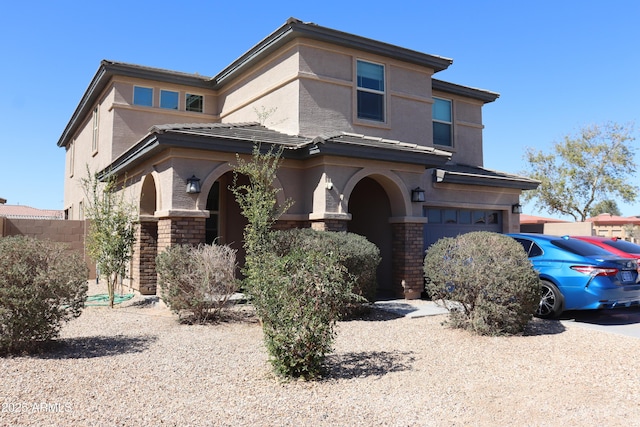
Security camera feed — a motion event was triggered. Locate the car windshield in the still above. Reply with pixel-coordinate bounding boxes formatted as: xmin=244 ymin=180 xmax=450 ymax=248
xmin=602 ymin=239 xmax=640 ymax=254
xmin=552 ymin=238 xmax=618 ymax=257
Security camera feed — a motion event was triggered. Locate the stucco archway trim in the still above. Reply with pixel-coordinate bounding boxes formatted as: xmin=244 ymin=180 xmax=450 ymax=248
xmin=343 ymin=168 xmax=411 ymax=217
xmin=195 ymin=163 xmax=287 ymax=210
xmin=139 ymin=172 xmax=161 ymax=216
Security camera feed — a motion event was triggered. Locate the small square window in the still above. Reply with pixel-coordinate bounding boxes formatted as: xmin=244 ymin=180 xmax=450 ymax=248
xmin=133 ymin=86 xmax=153 ymax=107
xmin=186 ymin=94 xmax=203 ymax=113
xmin=160 ymin=90 xmax=179 ymax=110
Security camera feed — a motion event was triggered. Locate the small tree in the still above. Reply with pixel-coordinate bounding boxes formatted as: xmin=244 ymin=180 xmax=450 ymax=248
xmin=230 ymin=144 xmax=293 ymax=299
xmin=231 ymin=144 xmax=357 ymax=379
xmin=82 ymin=167 xmax=137 ymax=308
xmin=523 ymin=122 xmax=638 ymax=221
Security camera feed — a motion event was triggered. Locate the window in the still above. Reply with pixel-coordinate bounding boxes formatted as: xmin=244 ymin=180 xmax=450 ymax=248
xmin=133 ymin=86 xmax=153 ymax=107
xmin=68 ymin=141 xmax=75 ymax=177
xmin=433 ymin=97 xmax=452 ymax=146
xmin=91 ymin=107 xmax=99 ymax=153
xmin=356 ymin=60 xmax=385 ymax=122
xmin=186 ymin=93 xmax=203 ymax=113
xmin=426 ymin=208 xmax=502 ymax=226
xmin=160 ymin=90 xmax=179 ymax=110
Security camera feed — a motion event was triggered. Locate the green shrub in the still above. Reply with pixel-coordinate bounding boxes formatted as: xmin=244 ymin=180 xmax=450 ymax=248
xmin=256 ymin=248 xmax=356 ymax=379
xmin=423 ymin=231 xmax=541 ymax=336
xmin=269 ymin=228 xmax=380 ymax=311
xmin=156 ymin=244 xmax=238 ymax=324
xmin=0 ymin=236 xmax=88 ymax=355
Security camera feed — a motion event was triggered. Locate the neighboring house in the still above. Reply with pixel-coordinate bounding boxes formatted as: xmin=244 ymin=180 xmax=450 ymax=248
xmin=519 ymin=214 xmax=570 ymax=234
xmin=57 ymin=18 xmax=538 ymax=299
xmin=587 ymin=213 xmax=640 ymax=243
xmin=0 ymin=204 xmax=64 ymax=220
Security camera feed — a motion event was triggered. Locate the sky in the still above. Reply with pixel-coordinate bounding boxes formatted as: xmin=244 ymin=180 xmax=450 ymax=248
xmin=1 ymin=0 xmax=639 ymax=218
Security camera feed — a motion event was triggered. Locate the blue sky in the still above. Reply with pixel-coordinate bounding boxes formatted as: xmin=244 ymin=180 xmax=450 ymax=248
xmin=1 ymin=0 xmax=639 ymax=218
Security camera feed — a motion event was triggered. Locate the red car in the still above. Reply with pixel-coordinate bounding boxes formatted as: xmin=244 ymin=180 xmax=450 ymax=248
xmin=572 ymin=236 xmax=640 ymax=259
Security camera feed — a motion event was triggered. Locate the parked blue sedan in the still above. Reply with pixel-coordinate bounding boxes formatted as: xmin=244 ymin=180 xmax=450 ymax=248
xmin=508 ymin=233 xmax=640 ymax=318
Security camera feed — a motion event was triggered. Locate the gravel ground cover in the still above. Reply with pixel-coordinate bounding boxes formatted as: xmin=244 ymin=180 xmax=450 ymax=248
xmin=2 ymin=283 xmax=640 ymax=426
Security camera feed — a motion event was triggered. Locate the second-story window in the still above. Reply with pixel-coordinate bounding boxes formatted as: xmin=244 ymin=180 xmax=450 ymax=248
xmin=160 ymin=90 xmax=179 ymax=110
xmin=133 ymin=86 xmax=153 ymax=107
xmin=91 ymin=106 xmax=99 ymax=153
xmin=433 ymin=97 xmax=452 ymax=146
xmin=356 ymin=60 xmax=385 ymax=122
xmin=186 ymin=93 xmax=203 ymax=113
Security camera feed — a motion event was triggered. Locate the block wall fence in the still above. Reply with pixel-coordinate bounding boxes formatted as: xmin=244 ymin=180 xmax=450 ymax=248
xmin=0 ymin=217 xmax=96 ymax=279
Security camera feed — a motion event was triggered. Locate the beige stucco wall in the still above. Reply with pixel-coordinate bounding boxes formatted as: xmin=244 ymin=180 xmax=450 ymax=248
xmin=544 ymin=222 xmax=593 ymax=236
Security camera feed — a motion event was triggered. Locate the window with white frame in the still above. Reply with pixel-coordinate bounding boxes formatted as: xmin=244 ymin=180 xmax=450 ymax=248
xmin=91 ymin=106 xmax=99 ymax=153
xmin=133 ymin=86 xmax=153 ymax=107
xmin=356 ymin=60 xmax=385 ymax=122
xmin=68 ymin=141 xmax=75 ymax=177
xmin=160 ymin=90 xmax=179 ymax=110
xmin=186 ymin=93 xmax=203 ymax=113
xmin=433 ymin=97 xmax=452 ymax=146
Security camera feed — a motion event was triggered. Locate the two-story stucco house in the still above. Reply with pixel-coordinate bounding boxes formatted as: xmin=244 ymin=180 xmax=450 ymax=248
xmin=57 ymin=18 xmax=538 ymax=299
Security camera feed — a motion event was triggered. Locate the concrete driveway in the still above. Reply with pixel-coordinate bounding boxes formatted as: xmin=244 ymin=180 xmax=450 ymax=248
xmin=559 ymin=307 xmax=640 ymax=339
xmin=375 ymin=300 xmax=640 ymax=339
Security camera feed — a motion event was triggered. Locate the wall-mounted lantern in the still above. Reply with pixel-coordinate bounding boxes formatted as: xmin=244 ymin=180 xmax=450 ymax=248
xmin=186 ymin=175 xmax=201 ymax=194
xmin=512 ymin=203 xmax=523 ymax=214
xmin=411 ymin=187 xmax=425 ymax=203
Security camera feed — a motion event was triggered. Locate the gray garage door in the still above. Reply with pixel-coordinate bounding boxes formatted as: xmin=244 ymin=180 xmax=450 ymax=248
xmin=423 ymin=207 xmax=503 ymax=253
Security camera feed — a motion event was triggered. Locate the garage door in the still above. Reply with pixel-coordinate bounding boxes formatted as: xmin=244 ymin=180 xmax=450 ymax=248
xmin=423 ymin=207 xmax=503 ymax=252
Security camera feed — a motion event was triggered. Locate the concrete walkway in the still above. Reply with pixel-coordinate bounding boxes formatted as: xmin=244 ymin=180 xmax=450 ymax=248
xmin=374 ymin=299 xmax=450 ymax=318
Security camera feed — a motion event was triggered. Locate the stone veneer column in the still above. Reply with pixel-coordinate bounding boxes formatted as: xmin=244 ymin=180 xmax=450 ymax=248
xmin=157 ymin=216 xmax=206 ymax=254
xmin=310 ymin=219 xmax=348 ymax=232
xmin=131 ymin=219 xmax=158 ymax=295
xmin=391 ymin=222 xmax=425 ymax=299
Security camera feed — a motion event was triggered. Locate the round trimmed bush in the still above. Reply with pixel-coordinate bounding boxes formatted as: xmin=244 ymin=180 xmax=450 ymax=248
xmin=424 ymin=231 xmax=541 ymax=335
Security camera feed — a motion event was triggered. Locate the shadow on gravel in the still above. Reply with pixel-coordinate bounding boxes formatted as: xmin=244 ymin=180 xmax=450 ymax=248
xmin=36 ymin=334 xmax=158 ymax=359
xmin=342 ymin=307 xmax=405 ymax=322
xmin=324 ymin=350 xmax=415 ymax=380
xmin=560 ymin=307 xmax=640 ymax=326
xmin=523 ymin=318 xmax=566 ymax=336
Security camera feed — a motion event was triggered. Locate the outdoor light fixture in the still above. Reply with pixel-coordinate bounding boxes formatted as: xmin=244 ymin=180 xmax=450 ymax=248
xmin=325 ymin=177 xmax=333 ymax=190
xmin=411 ymin=187 xmax=425 ymax=203
xmin=186 ymin=175 xmax=201 ymax=194
xmin=512 ymin=203 xmax=523 ymax=214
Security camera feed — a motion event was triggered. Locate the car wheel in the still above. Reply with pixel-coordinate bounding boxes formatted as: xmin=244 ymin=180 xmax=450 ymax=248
xmin=536 ymin=280 xmax=564 ymax=319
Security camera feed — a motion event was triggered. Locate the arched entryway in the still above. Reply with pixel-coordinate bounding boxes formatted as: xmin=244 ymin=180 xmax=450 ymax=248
xmin=347 ymin=177 xmax=395 ymax=299
xmin=204 ymin=172 xmax=248 ymax=273
xmin=135 ymin=174 xmax=159 ymax=295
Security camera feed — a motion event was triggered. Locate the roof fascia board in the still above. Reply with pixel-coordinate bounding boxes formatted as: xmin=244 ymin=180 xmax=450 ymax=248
xmin=432 ymin=79 xmax=500 ymax=104
xmin=213 ymin=18 xmax=453 ymax=88
xmin=433 ymin=169 xmax=540 ymax=190
xmin=313 ymin=141 xmax=451 ymax=167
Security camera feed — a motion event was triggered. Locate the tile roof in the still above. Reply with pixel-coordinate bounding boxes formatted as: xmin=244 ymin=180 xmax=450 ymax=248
xmin=0 ymin=205 xmax=64 ymax=220
xmin=586 ymin=213 xmax=640 ymax=225
xmin=105 ymin=123 xmax=453 ymax=176
xmin=432 ymin=163 xmax=540 ymax=190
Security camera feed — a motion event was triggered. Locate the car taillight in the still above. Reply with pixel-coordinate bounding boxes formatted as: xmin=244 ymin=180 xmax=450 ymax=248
xmin=571 ymin=266 xmax=618 ymax=276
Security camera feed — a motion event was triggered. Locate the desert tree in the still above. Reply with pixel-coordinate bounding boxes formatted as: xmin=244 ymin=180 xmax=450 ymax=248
xmin=81 ymin=167 xmax=137 ymax=308
xmin=523 ymin=122 xmax=638 ymax=221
